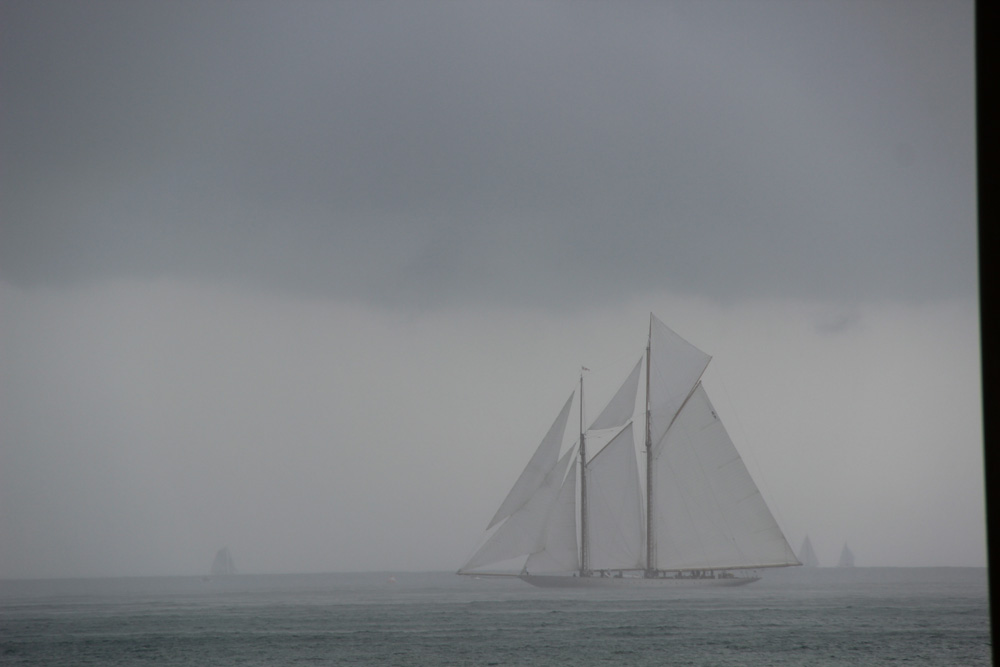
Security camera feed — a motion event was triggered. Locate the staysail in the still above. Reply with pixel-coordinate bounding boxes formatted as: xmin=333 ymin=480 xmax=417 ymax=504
xmin=461 ymin=444 xmax=575 ymax=572
xmin=524 ymin=457 xmax=580 ymax=573
xmin=589 ymin=358 xmax=642 ymax=431
xmin=487 ymin=394 xmax=574 ymax=530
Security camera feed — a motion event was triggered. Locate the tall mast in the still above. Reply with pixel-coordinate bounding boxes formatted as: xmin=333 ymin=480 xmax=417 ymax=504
xmin=579 ymin=369 xmax=590 ymax=575
xmin=645 ymin=316 xmax=655 ymax=577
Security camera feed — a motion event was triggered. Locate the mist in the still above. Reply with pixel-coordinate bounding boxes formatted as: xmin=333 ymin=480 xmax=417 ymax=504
xmin=0 ymin=0 xmax=978 ymax=577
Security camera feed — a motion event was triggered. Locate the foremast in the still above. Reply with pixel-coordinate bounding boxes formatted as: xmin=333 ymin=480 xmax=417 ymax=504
xmin=578 ymin=370 xmax=590 ymax=575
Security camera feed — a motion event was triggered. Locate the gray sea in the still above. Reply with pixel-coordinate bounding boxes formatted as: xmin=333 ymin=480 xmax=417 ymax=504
xmin=0 ymin=568 xmax=989 ymax=666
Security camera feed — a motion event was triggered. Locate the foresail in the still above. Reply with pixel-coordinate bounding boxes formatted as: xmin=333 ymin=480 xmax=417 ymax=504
xmin=524 ymin=458 xmax=580 ymax=574
xmin=461 ymin=447 xmax=574 ymax=573
xmin=488 ymin=393 xmax=574 ymax=529
xmin=589 ymin=358 xmax=642 ymax=431
xmin=651 ymin=384 xmax=799 ymax=571
xmin=586 ymin=423 xmax=645 ymax=570
xmin=648 ymin=316 xmax=711 ymax=451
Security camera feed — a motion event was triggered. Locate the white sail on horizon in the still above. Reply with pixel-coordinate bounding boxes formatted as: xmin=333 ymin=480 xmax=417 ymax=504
xmin=211 ymin=547 xmax=237 ymax=576
xmin=838 ymin=544 xmax=855 ymax=567
xmin=799 ymin=536 xmax=820 ymax=567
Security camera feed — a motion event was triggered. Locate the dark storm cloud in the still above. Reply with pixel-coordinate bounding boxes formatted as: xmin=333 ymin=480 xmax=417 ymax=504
xmin=0 ymin=1 xmax=975 ymax=308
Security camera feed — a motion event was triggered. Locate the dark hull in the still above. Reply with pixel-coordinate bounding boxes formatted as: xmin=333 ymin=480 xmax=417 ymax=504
xmin=518 ymin=574 xmax=759 ymax=588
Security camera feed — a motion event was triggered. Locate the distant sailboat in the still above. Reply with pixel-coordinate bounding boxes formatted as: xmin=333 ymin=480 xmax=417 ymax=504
xmin=458 ymin=314 xmax=801 ymax=588
xmin=211 ymin=547 xmax=238 ymax=575
xmin=798 ymin=536 xmax=819 ymax=568
xmin=837 ymin=543 xmax=855 ymax=568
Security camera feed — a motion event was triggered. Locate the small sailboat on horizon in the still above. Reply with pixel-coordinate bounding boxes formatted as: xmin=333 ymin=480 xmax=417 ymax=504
xmin=211 ymin=547 xmax=238 ymax=576
xmin=838 ymin=543 xmax=855 ymax=568
xmin=458 ymin=314 xmax=801 ymax=588
xmin=798 ymin=536 xmax=820 ymax=568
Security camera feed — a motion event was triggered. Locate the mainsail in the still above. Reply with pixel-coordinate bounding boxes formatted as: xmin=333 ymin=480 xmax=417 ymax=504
xmin=650 ymin=383 xmax=799 ymax=570
xmin=458 ymin=314 xmax=800 ymax=581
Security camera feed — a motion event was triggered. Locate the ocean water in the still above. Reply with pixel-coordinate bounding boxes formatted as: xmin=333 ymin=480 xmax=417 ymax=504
xmin=0 ymin=568 xmax=989 ymax=666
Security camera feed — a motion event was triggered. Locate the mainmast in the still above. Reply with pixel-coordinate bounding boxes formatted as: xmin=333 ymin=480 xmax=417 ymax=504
xmin=644 ymin=316 xmax=655 ymax=577
xmin=578 ymin=369 xmax=590 ymax=575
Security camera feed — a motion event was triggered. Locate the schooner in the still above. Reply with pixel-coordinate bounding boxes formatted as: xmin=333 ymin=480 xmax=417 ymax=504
xmin=458 ymin=314 xmax=800 ymax=587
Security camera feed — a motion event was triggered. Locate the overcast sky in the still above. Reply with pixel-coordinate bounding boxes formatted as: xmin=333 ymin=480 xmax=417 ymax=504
xmin=0 ymin=0 xmax=979 ymax=578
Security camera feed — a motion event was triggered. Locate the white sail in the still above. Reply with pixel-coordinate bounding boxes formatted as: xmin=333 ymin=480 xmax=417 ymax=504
xmin=487 ymin=393 xmax=574 ymax=529
xmin=460 ymin=446 xmax=574 ymax=572
xmin=586 ymin=423 xmax=645 ymax=570
xmin=589 ymin=358 xmax=642 ymax=431
xmin=648 ymin=316 xmax=711 ymax=452
xmin=211 ymin=547 xmax=237 ymax=575
xmin=525 ymin=458 xmax=580 ymax=574
xmin=798 ymin=536 xmax=819 ymax=567
xmin=460 ymin=313 xmax=800 ymax=586
xmin=838 ymin=544 xmax=855 ymax=567
xmin=651 ymin=384 xmax=800 ymax=571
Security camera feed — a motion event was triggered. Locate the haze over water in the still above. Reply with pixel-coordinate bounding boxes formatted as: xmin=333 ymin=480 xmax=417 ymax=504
xmin=0 ymin=0 xmax=979 ymax=584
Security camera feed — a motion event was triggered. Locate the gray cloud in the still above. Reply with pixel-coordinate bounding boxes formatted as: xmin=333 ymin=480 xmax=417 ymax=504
xmin=0 ymin=1 xmax=975 ymax=309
